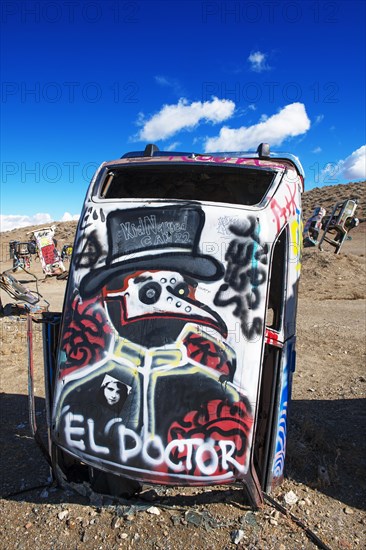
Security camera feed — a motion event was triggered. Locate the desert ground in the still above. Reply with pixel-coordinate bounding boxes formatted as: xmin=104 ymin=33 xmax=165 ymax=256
xmin=0 ymin=182 xmax=365 ymax=549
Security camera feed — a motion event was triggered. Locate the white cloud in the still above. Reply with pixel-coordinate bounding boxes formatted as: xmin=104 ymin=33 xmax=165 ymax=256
xmin=165 ymin=141 xmax=181 ymax=151
xmin=155 ymin=76 xmax=173 ymax=87
xmin=314 ymin=114 xmax=324 ymax=125
xmin=312 ymin=146 xmax=322 ymax=153
xmin=60 ymin=212 xmax=80 ymax=222
xmin=154 ymin=75 xmax=183 ymax=95
xmin=0 ymin=212 xmax=80 ymax=232
xmin=248 ymin=51 xmax=270 ymax=72
xmin=0 ymin=213 xmax=53 ymax=232
xmin=323 ymin=145 xmax=366 ymax=181
xmin=340 ymin=145 xmax=366 ymax=179
xmin=204 ymin=102 xmax=311 ymax=152
xmin=135 ymin=97 xmax=235 ymax=141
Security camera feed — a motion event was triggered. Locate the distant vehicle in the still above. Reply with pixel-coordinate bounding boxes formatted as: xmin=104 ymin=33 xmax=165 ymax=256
xmin=9 ymin=240 xmax=32 ymax=271
xmin=303 ymin=206 xmax=326 ymax=247
xmin=319 ymin=199 xmax=359 ymax=254
xmin=30 ymin=143 xmax=304 ymax=507
xmin=60 ymin=244 xmax=73 ymax=262
xmin=28 ymin=226 xmax=66 ymax=276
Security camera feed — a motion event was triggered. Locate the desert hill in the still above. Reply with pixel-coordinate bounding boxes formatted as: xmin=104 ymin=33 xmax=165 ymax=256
xmin=1 ymin=181 xmax=365 ymax=252
xmin=301 ymin=181 xmax=365 ymax=221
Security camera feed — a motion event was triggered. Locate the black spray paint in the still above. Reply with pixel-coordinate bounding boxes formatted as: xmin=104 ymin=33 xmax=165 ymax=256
xmin=214 ymin=217 xmax=268 ymax=341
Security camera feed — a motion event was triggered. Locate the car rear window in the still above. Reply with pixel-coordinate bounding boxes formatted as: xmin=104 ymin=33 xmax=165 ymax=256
xmin=99 ymin=164 xmax=276 ymax=206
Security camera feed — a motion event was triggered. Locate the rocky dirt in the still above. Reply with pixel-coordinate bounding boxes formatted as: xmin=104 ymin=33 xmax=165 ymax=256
xmin=301 ymin=181 xmax=365 ymax=222
xmin=0 ymin=182 xmax=365 ymax=549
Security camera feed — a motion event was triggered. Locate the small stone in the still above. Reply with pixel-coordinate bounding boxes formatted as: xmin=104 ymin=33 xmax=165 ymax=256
xmin=284 ymin=490 xmax=298 ymax=505
xmin=24 ymin=523 xmax=32 ymax=529
xmin=146 ymin=506 xmax=161 ymax=516
xmin=339 ymin=539 xmax=353 ymax=549
xmin=111 ymin=517 xmax=122 ymax=529
xmin=244 ymin=511 xmax=258 ymax=527
xmin=75 ymin=516 xmax=83 ymax=523
xmin=185 ymin=510 xmax=203 ymax=526
xmin=120 ymin=533 xmax=128 ymax=539
xmin=66 ymin=519 xmax=76 ymax=530
xmin=170 ymin=515 xmax=181 ymax=526
xmin=344 ymin=507 xmax=354 ymax=515
xmin=231 ymin=529 xmax=245 ymax=544
xmin=58 ymin=510 xmax=68 ymax=520
xmin=269 ymin=518 xmax=278 ymax=526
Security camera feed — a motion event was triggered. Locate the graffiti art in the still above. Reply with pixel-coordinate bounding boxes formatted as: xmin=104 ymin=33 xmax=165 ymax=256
xmin=39 ymin=143 xmax=304 ymax=505
xmin=31 ymin=226 xmax=66 ymax=276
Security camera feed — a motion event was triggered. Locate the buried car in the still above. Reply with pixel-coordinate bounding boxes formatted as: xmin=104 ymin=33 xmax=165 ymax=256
xmin=31 ymin=143 xmax=304 ymax=507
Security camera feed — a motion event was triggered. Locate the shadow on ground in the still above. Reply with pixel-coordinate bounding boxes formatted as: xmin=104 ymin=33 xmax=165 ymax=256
xmin=0 ymin=393 xmax=53 ymax=499
xmin=1 ymin=393 xmax=365 ymax=511
xmin=286 ymin=398 xmax=366 ymax=510
xmin=0 ymin=393 xmax=252 ymax=510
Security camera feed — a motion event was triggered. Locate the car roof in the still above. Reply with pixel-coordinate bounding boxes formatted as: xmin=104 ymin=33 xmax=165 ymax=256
xmin=114 ymin=142 xmax=305 ymax=179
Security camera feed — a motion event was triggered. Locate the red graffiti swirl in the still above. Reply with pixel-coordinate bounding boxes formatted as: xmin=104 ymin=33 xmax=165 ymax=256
xmin=61 ymin=294 xmax=112 ymax=375
xmin=183 ymin=332 xmax=236 ymax=380
xmin=162 ymin=398 xmax=253 ymax=477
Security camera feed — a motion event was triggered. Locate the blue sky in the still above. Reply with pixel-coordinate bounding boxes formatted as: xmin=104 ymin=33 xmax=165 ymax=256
xmin=1 ymin=0 xmax=365 ymax=230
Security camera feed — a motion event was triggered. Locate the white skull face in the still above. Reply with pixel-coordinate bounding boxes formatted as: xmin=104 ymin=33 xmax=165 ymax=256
xmin=105 ymin=270 xmax=226 ymax=336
